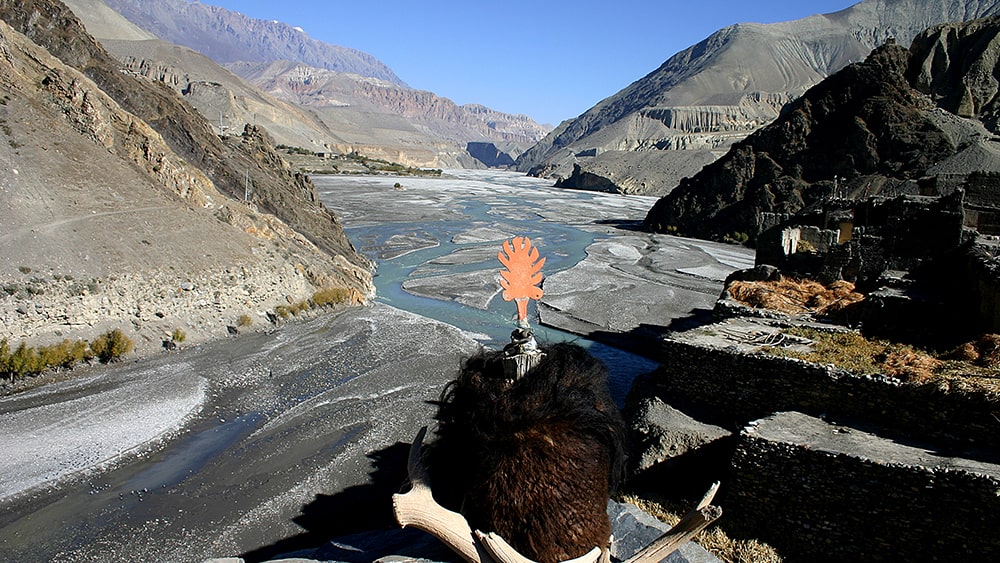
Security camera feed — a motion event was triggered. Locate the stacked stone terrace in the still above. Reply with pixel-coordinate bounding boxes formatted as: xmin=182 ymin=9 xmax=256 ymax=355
xmin=626 ymin=315 xmax=1000 ymax=560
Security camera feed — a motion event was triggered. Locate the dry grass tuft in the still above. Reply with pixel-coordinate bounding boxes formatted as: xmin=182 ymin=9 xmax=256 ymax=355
xmin=772 ymin=328 xmax=1000 ymax=395
xmin=882 ymin=348 xmax=942 ymax=383
xmin=948 ymin=334 xmax=1000 ymax=368
xmin=727 ymin=276 xmax=864 ymax=317
xmin=620 ymin=495 xmax=783 ymax=563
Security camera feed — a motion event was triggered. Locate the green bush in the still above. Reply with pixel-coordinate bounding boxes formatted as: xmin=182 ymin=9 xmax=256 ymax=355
xmin=7 ymin=342 xmax=40 ymax=378
xmin=237 ymin=314 xmax=253 ymax=327
xmin=36 ymin=339 xmax=89 ymax=370
xmin=90 ymin=329 xmax=134 ymax=364
xmin=171 ymin=328 xmax=187 ymax=343
xmin=0 ymin=332 xmax=128 ymax=380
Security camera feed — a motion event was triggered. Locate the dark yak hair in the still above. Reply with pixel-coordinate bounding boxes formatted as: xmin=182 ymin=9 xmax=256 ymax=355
xmin=429 ymin=341 xmax=627 ymax=563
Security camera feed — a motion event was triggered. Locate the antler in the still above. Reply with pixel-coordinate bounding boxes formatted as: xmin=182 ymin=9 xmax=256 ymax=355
xmin=476 ymin=531 xmax=604 ymax=563
xmin=498 ymin=237 xmax=545 ymax=323
xmin=392 ymin=427 xmax=606 ymax=563
xmin=392 ymin=426 xmax=492 ymax=563
xmin=624 ymin=482 xmax=723 ymax=563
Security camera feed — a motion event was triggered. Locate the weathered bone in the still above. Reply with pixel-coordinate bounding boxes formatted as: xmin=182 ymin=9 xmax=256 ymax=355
xmin=476 ymin=530 xmax=604 ymax=563
xmin=624 ymin=482 xmax=723 ymax=563
xmin=392 ymin=426 xmax=493 ymax=563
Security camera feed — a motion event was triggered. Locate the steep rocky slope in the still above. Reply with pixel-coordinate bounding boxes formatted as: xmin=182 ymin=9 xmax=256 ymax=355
xmin=642 ymin=36 xmax=999 ymax=242
xmin=60 ymin=0 xmax=349 ymax=153
xmin=0 ymin=0 xmax=366 ymax=265
xmin=518 ymin=0 xmax=1000 ymax=195
xmin=909 ymin=15 xmax=1000 ymax=133
xmin=0 ymin=1 xmax=372 ymax=355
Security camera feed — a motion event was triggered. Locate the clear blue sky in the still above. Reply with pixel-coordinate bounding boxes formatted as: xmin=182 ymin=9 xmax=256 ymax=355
xmin=206 ymin=1 xmax=860 ymax=126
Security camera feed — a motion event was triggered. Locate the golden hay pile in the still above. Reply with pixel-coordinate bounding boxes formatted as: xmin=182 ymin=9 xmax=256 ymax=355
xmin=881 ymin=348 xmax=943 ymax=383
xmin=949 ymin=334 xmax=1000 ymax=368
xmin=727 ymin=277 xmax=864 ymax=316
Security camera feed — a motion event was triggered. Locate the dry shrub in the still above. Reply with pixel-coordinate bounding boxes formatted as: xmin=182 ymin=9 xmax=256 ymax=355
xmin=973 ymin=334 xmax=1000 ymax=367
xmin=727 ymin=276 xmax=864 ymax=317
xmin=882 ymin=348 xmax=942 ymax=383
xmin=947 ymin=334 xmax=1000 ymax=367
xmin=952 ymin=342 xmax=980 ymax=363
xmin=781 ymin=328 xmax=943 ymax=383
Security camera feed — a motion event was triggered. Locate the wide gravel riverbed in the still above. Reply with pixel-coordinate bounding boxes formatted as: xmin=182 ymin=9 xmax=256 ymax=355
xmin=0 ymin=170 xmax=754 ymax=561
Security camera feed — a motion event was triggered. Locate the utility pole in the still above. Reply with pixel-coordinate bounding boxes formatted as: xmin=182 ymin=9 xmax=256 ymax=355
xmin=244 ymin=168 xmax=251 ymax=203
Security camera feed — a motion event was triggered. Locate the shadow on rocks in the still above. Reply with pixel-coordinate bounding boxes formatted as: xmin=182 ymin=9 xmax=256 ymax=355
xmin=587 ymin=309 xmax=714 ymax=363
xmin=593 ymin=218 xmax=646 ymax=231
xmin=240 ymin=442 xmax=412 ymax=563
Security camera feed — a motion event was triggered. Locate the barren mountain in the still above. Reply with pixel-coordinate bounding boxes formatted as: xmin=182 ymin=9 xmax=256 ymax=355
xmin=59 ymin=0 xmax=348 ymax=153
xmin=88 ymin=0 xmax=549 ymax=168
xmin=101 ymin=0 xmax=404 ymax=85
xmin=229 ymin=60 xmax=549 ymax=150
xmin=517 ymin=0 xmax=1000 ymax=195
xmin=643 ymin=33 xmax=1000 ymax=242
xmin=0 ymin=0 xmax=372 ymax=356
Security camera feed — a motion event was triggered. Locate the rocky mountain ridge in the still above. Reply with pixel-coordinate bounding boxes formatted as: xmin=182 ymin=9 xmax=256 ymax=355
xmin=229 ymin=60 xmax=549 ymax=146
xmin=643 ymin=19 xmax=1000 ymax=243
xmin=0 ymin=0 xmax=373 ymax=357
xmin=87 ymin=0 xmax=549 ymax=168
xmin=101 ymin=0 xmax=404 ymax=85
xmin=519 ymin=0 xmax=1000 ymax=196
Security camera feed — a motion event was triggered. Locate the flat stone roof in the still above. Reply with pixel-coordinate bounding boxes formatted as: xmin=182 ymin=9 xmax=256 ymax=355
xmin=746 ymin=411 xmax=1000 ymax=479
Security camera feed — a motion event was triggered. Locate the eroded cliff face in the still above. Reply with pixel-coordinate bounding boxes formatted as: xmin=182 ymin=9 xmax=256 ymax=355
xmin=909 ymin=15 xmax=1000 ymax=132
xmin=643 ymin=43 xmax=962 ymax=241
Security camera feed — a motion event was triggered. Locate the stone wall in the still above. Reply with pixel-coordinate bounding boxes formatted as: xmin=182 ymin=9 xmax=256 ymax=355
xmin=644 ymin=338 xmax=1000 ymax=452
xmin=728 ymin=412 xmax=1000 ymax=561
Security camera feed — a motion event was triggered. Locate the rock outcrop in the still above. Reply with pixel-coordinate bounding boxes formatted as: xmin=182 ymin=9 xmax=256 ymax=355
xmin=554 ymin=150 xmax=717 ymax=196
xmin=909 ymin=15 xmax=1000 ymax=132
xmin=466 ymin=141 xmax=515 ymax=168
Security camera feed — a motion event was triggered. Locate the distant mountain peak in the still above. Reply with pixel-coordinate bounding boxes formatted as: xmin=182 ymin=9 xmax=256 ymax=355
xmin=100 ymin=0 xmax=407 ymax=85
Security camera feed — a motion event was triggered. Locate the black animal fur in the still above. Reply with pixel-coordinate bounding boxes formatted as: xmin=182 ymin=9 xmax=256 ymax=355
xmin=429 ymin=342 xmax=626 ymax=563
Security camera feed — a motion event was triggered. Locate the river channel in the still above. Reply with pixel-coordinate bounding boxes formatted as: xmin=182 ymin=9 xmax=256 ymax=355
xmin=315 ymin=170 xmax=671 ymax=403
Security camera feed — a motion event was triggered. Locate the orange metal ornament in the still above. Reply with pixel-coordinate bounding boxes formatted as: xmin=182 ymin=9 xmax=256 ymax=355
xmin=498 ymin=236 xmax=545 ymax=324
